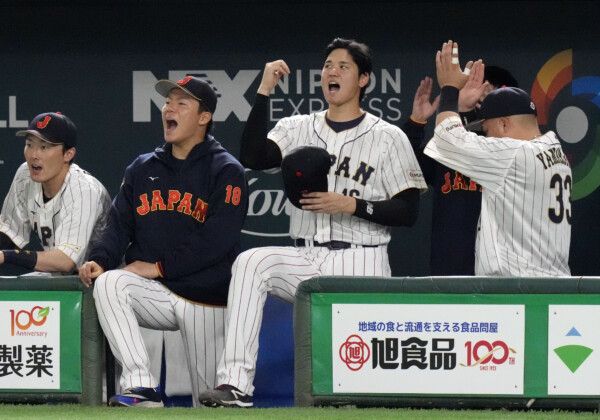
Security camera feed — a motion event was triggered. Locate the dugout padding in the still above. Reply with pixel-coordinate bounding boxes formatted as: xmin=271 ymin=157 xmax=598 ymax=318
xmin=294 ymin=276 xmax=600 ymax=410
xmin=0 ymin=275 xmax=103 ymax=406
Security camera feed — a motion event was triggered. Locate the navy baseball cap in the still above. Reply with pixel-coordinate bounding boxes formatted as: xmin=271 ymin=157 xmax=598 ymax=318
xmin=16 ymin=112 xmax=77 ymax=148
xmin=155 ymin=76 xmax=218 ymax=113
xmin=465 ymin=87 xmax=537 ymax=132
xmin=281 ymin=146 xmax=332 ymax=209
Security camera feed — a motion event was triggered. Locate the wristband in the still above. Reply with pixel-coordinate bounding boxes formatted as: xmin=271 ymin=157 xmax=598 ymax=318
xmin=438 ymin=86 xmax=459 ymax=113
xmin=409 ymin=115 xmax=427 ymax=126
xmin=156 ymin=261 xmax=165 ymax=279
xmin=3 ymin=250 xmax=37 ymax=270
xmin=354 ymin=198 xmax=374 ymax=219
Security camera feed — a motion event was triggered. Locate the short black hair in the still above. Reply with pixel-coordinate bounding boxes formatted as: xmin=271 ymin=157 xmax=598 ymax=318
xmin=324 ymin=38 xmax=373 ymax=100
xmin=485 ymin=66 xmax=519 ymax=89
xmin=198 ymin=101 xmax=214 ymax=134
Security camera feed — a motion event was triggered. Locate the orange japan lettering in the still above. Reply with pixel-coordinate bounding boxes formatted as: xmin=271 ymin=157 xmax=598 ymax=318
xmin=167 ymin=190 xmax=181 ymax=210
xmin=453 ymin=172 xmax=469 ymax=191
xmin=137 ymin=194 xmax=150 ymax=215
xmin=177 ymin=192 xmax=193 ymax=215
xmin=441 ymin=172 xmax=451 ymax=194
xmin=192 ymin=199 xmax=209 ymax=222
xmin=151 ymin=190 xmax=167 ymax=211
xmin=468 ymin=179 xmax=478 ymax=191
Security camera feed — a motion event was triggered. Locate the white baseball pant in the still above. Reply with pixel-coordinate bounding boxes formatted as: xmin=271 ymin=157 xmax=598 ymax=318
xmin=217 ymin=245 xmax=390 ymax=395
xmin=93 ymin=269 xmax=225 ymax=407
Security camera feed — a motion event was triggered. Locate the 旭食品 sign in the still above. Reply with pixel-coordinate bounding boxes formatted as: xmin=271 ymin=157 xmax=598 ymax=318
xmin=332 ymin=304 xmax=524 ymax=395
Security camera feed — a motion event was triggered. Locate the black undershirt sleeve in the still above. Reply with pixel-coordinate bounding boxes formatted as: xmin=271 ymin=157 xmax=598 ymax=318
xmin=239 ymin=93 xmax=282 ymax=170
xmin=460 ymin=109 xmax=478 ymax=126
xmin=402 ymin=118 xmax=434 ymax=185
xmin=353 ymin=188 xmax=420 ymax=227
xmin=0 ymin=232 xmax=17 ymax=250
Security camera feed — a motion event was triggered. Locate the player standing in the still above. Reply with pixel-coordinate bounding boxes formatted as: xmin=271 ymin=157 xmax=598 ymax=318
xmin=424 ymin=40 xmax=571 ymax=276
xmin=199 ymin=38 xmax=427 ymax=408
xmin=0 ymin=112 xmax=110 ymax=273
xmin=402 ymin=67 xmax=518 ymax=275
xmin=78 ymin=76 xmax=248 ymax=407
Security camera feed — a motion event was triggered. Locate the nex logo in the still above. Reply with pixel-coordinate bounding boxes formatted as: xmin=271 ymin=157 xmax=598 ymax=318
xmin=132 ymin=70 xmax=260 ymax=123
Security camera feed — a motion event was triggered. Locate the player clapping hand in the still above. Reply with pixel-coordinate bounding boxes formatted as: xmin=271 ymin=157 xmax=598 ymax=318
xmin=410 ymin=77 xmax=440 ymax=122
xmin=436 ymin=40 xmax=473 ymax=89
xmin=435 ymin=39 xmax=483 ymax=125
xmin=458 ymin=59 xmax=488 ymax=112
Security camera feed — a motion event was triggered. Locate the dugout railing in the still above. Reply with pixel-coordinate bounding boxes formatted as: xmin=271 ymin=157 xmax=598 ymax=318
xmin=294 ymin=276 xmax=600 ymax=410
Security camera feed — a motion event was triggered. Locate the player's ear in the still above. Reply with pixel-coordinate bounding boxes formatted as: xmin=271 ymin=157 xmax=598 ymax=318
xmin=359 ymin=72 xmax=370 ymax=89
xmin=197 ymin=111 xmax=212 ymax=127
xmin=63 ymin=147 xmax=76 ymax=164
xmin=499 ymin=117 xmax=510 ymax=134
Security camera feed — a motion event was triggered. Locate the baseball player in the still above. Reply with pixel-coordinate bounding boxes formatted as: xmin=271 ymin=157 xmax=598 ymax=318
xmin=0 ymin=112 xmax=111 ymax=273
xmin=78 ymin=76 xmax=248 ymax=407
xmin=424 ymin=40 xmax=571 ymax=276
xmin=199 ymin=38 xmax=427 ymax=408
xmin=403 ymin=67 xmax=518 ymax=275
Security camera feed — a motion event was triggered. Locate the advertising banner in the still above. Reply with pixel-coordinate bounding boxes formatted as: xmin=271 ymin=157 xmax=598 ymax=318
xmin=0 ymin=291 xmax=81 ymax=392
xmin=548 ymin=305 xmax=600 ymax=395
xmin=332 ymin=304 xmax=524 ymax=394
xmin=0 ymin=301 xmax=60 ymax=389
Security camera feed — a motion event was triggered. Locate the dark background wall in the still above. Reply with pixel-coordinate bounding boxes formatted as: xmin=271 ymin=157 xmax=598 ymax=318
xmin=1 ymin=0 xmax=597 ymax=276
xmin=0 ymin=0 xmax=598 ymax=406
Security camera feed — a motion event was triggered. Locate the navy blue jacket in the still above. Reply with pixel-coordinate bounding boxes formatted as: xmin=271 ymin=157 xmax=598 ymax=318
xmin=403 ymin=119 xmax=481 ymax=276
xmin=90 ymin=136 xmax=248 ymax=305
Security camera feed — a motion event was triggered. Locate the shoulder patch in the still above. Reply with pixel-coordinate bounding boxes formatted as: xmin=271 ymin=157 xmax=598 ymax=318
xmin=407 ymin=169 xmax=424 ymax=181
xmin=445 ymin=121 xmax=463 ymax=132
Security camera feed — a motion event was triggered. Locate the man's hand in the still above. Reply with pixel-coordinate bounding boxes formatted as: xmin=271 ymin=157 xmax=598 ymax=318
xmin=410 ymin=77 xmax=440 ymax=122
xmin=458 ymin=60 xmax=488 ymax=112
xmin=257 ymin=60 xmax=291 ymax=96
xmin=300 ymin=192 xmax=356 ymax=214
xmin=79 ymin=261 xmax=104 ymax=288
xmin=478 ymin=82 xmax=495 ymax=109
xmin=122 ymin=261 xmax=160 ymax=279
xmin=436 ymin=40 xmax=471 ymax=89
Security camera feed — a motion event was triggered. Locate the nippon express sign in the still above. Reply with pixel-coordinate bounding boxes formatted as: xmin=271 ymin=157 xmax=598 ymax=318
xmin=332 ymin=304 xmax=525 ymax=395
xmin=0 ymin=301 xmax=60 ymax=389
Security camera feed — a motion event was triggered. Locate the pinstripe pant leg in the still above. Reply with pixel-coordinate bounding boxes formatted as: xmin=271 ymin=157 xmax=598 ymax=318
xmin=93 ymin=269 xmax=178 ymax=390
xmin=175 ymin=299 xmax=225 ymax=408
xmin=217 ymin=246 xmax=321 ymax=395
xmin=325 ymin=246 xmax=391 ymax=277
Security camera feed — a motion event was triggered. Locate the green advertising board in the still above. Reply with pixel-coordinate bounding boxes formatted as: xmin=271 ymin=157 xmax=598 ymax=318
xmin=312 ymin=293 xmax=600 ymax=398
xmin=0 ymin=291 xmax=82 ymax=393
xmin=0 ymin=276 xmax=102 ymax=405
xmin=295 ymin=276 xmax=600 ymax=410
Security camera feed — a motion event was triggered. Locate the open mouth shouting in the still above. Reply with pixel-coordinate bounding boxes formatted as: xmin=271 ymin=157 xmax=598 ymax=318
xmin=166 ymin=118 xmax=178 ymax=133
xmin=328 ymin=81 xmax=341 ymax=93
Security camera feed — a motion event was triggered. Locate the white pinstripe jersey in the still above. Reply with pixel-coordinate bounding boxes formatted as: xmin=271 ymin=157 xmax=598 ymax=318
xmin=0 ymin=162 xmax=111 ymax=268
xmin=425 ymin=116 xmax=571 ymax=276
xmin=269 ymin=111 xmax=427 ymax=245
